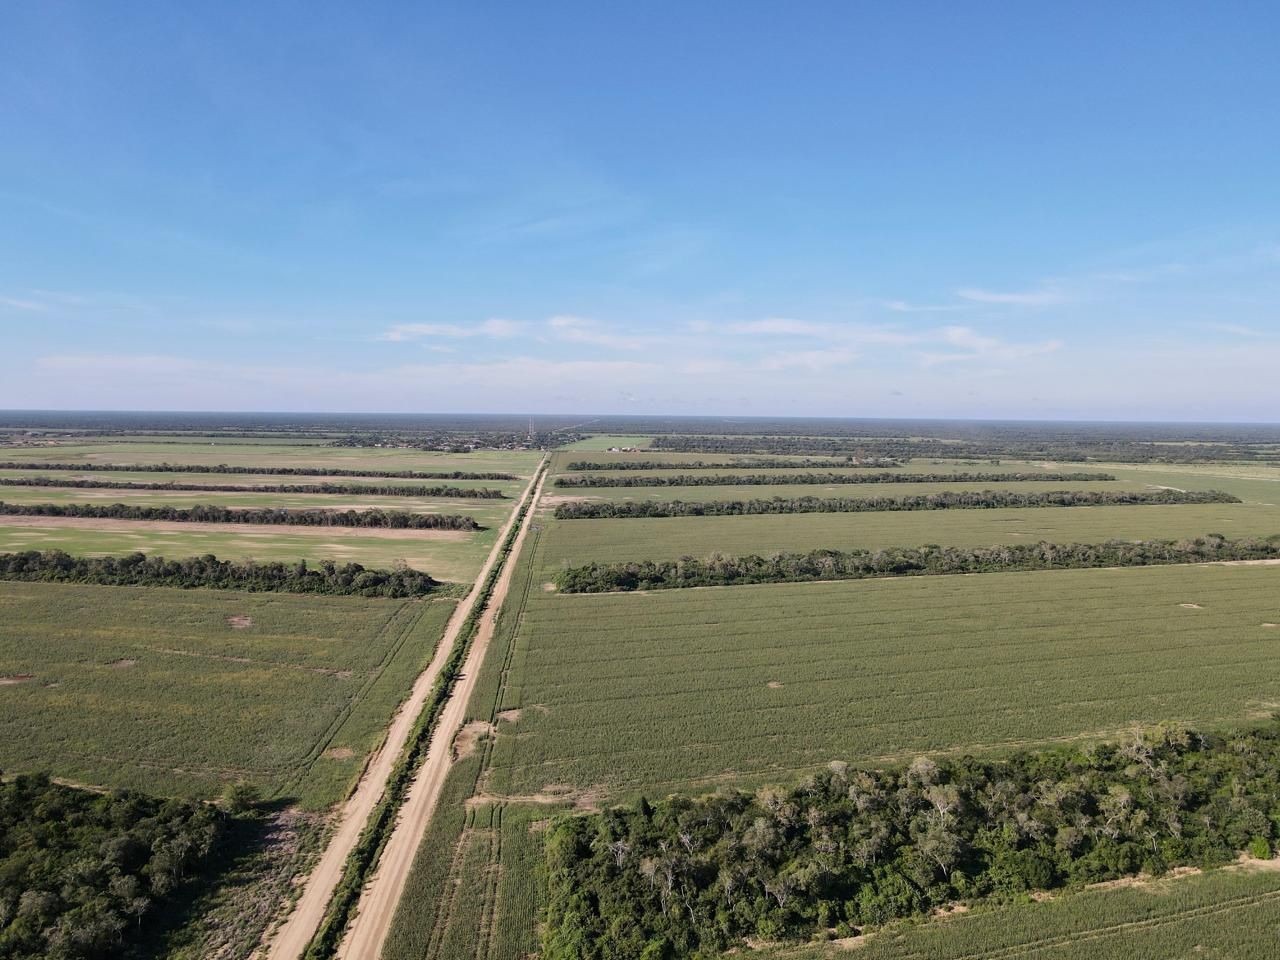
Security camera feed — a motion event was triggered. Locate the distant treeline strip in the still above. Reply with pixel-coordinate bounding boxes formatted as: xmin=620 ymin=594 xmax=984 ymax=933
xmin=0 ymin=476 xmax=507 ymax=498
xmin=553 ymin=488 xmax=1238 ymax=519
xmin=565 ymin=458 xmax=902 ymax=471
xmin=0 ymin=461 xmax=517 ymax=480
xmin=0 ymin=501 xmax=481 ymax=530
xmin=555 ymin=470 xmax=1117 ymax=488
xmin=0 ymin=551 xmax=441 ymax=597
xmin=555 ymin=534 xmax=1280 ymax=592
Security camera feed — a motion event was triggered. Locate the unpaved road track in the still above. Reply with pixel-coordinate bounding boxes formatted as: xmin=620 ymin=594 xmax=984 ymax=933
xmin=262 ymin=464 xmax=544 ymax=960
xmin=335 ymin=466 xmax=550 ymax=959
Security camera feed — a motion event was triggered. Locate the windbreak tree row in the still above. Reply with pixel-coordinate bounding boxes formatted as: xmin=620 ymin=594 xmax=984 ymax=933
xmin=0 ymin=550 xmax=441 ymax=596
xmin=553 ymin=489 xmax=1239 ymax=519
xmin=648 ymin=435 xmax=1280 ymax=463
xmin=0 ymin=501 xmax=482 ymax=529
xmin=543 ymin=721 xmax=1280 ymax=958
xmin=0 ymin=476 xmax=507 ymax=498
xmin=0 ymin=461 xmax=517 ymax=480
xmin=554 ymin=534 xmax=1280 ymax=591
xmin=554 ymin=471 xmax=1117 ymax=488
xmin=564 ymin=458 xmax=903 ymax=471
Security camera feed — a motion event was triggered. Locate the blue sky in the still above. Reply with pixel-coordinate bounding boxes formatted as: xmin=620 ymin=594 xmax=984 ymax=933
xmin=2 ymin=1 xmax=1278 ymax=419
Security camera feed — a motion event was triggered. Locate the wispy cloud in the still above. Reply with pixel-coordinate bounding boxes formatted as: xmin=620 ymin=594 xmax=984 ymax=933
xmin=547 ymin=315 xmax=651 ymax=351
xmin=730 ymin=318 xmax=921 ymax=345
xmin=0 ymin=296 xmax=50 ymax=312
xmin=759 ymin=349 xmax=859 ymax=371
xmin=956 ymin=287 xmax=1065 ymax=306
xmin=883 ymin=299 xmax=972 ymax=314
xmin=919 ymin=325 xmax=1064 ymax=366
xmin=377 ymin=318 xmax=522 ymax=341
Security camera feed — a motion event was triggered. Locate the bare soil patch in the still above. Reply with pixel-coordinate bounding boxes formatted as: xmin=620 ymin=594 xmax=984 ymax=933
xmin=0 ymin=673 xmax=35 ymax=686
xmin=496 ymin=708 xmax=523 ymax=723
xmin=1263 ymin=623 xmax=1279 ymax=629
xmin=541 ymin=581 xmax=558 ymax=592
xmin=227 ymin=615 xmax=254 ymax=629
xmin=1179 ymin=603 xmax=1204 ymax=609
xmin=453 ymin=721 xmax=495 ymax=761
xmin=323 ymin=747 xmax=356 ymax=760
xmin=767 ymin=680 xmax=784 ymax=689
xmin=109 ymin=658 xmax=138 ymax=669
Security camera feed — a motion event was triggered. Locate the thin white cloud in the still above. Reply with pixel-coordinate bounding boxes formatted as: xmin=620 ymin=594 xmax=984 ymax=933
xmin=919 ymin=325 xmax=1064 ymax=366
xmin=956 ymin=287 xmax=1065 ymax=306
xmin=546 ymin=315 xmax=650 ymax=351
xmin=730 ymin=318 xmax=921 ymax=345
xmin=0 ymin=296 xmax=50 ymax=312
xmin=883 ymin=300 xmax=972 ymax=314
xmin=759 ymin=349 xmax=859 ymax=371
xmin=377 ymin=318 xmax=521 ymax=341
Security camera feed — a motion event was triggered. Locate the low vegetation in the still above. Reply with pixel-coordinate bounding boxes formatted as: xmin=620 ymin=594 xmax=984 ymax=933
xmin=0 ymin=773 xmax=224 ymax=960
xmin=553 ymin=534 xmax=1280 ymax=591
xmin=0 ymin=501 xmax=481 ymax=529
xmin=0 ymin=477 xmax=507 ymax=498
xmin=553 ymin=489 xmax=1237 ymax=519
xmin=0 ymin=461 xmax=517 ymax=480
xmin=543 ymin=720 xmax=1280 ymax=957
xmin=555 ymin=471 xmax=1117 ymax=488
xmin=0 ymin=550 xmax=441 ymax=597
xmin=565 ymin=459 xmax=902 ymax=471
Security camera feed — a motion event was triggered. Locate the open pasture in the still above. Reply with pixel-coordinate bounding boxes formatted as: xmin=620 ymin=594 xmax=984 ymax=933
xmin=549 ymin=478 xmax=1148 ymax=503
xmin=0 ymin=519 xmax=495 ymax=582
xmin=0 ymin=467 xmax=522 ymax=491
xmin=0 ymin=441 xmax=542 ymax=476
xmin=0 ymin=581 xmax=456 ymax=808
xmin=482 ymin=562 xmax=1280 ymax=801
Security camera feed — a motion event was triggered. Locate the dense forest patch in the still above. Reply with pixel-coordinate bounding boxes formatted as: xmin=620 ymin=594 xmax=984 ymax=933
xmin=543 ymin=721 xmax=1280 ymax=957
xmin=0 ymin=774 xmax=224 ymax=960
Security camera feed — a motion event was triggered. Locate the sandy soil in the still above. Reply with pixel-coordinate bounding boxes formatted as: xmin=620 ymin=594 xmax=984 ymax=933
xmin=334 ymin=466 xmax=549 ymax=960
xmin=0 ymin=515 xmax=472 ymax=540
xmin=260 ymin=463 xmax=543 ymax=960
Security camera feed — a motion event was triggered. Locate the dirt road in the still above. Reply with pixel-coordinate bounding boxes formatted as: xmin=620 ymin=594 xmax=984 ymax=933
xmin=262 ymin=463 xmax=543 ymax=960
xmin=335 ymin=466 xmax=550 ymax=959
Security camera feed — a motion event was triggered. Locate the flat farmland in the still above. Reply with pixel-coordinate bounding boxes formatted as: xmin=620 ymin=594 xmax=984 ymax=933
xmin=776 ymin=863 xmax=1280 ymax=960
xmin=0 ymin=468 xmax=522 ymax=492
xmin=550 ymin=478 xmax=1149 ymax=503
xmin=0 ymin=442 xmax=542 ymax=475
xmin=482 ymin=563 xmax=1280 ymax=801
xmin=0 ymin=482 xmax=515 ymax=524
xmin=535 ymin=501 xmax=1280 ymax=574
xmin=0 ymin=520 xmax=494 ymax=582
xmin=0 ymin=581 xmax=456 ymax=808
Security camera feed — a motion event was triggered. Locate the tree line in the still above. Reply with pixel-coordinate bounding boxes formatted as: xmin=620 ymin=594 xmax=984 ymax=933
xmin=0 ymin=501 xmax=481 ymax=529
xmin=647 ymin=435 xmax=1280 ymax=463
xmin=552 ymin=489 xmax=1238 ymax=519
xmin=0 ymin=461 xmax=516 ymax=480
xmin=0 ymin=773 xmax=223 ymax=960
xmin=0 ymin=551 xmax=441 ymax=597
xmin=554 ymin=534 xmax=1280 ymax=592
xmin=0 ymin=476 xmax=507 ymax=498
xmin=544 ymin=720 xmax=1280 ymax=958
xmin=565 ymin=459 xmax=903 ymax=471
xmin=554 ymin=471 xmax=1116 ymax=489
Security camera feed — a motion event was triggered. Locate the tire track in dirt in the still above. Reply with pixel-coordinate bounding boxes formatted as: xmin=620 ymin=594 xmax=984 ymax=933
xmin=260 ymin=465 xmax=543 ymax=960
xmin=334 ymin=466 xmax=549 ymax=959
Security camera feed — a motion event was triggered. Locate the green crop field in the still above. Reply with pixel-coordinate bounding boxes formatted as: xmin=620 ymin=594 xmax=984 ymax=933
xmin=0 ymin=441 xmax=542 ymax=475
xmin=551 ymin=478 xmax=1151 ymax=502
xmin=535 ymin=501 xmax=1280 ymax=574
xmin=0 ymin=519 xmax=498 ymax=582
xmin=772 ymin=863 xmax=1280 ymax=960
xmin=0 ymin=482 xmax=516 ymax=523
xmin=558 ymin=435 xmax=654 ymax=450
xmin=0 ymin=468 xmax=520 ymax=489
xmin=0 ymin=581 xmax=455 ymax=809
xmin=482 ymin=562 xmax=1280 ymax=801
